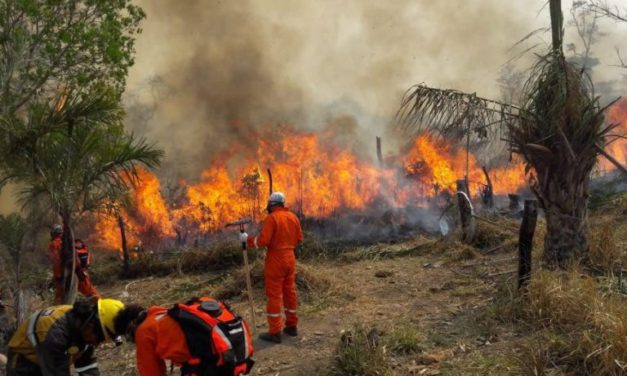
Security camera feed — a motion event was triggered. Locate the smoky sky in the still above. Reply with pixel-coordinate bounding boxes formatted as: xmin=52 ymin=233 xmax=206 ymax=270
xmin=2 ymin=0 xmax=626 ymax=214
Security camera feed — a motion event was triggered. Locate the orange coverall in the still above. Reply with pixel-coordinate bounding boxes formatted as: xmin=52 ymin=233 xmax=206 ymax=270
xmin=134 ymin=306 xmax=193 ymax=376
xmin=48 ymin=236 xmax=65 ymax=304
xmin=247 ymin=206 xmax=303 ymax=334
xmin=48 ymin=237 xmax=99 ymax=304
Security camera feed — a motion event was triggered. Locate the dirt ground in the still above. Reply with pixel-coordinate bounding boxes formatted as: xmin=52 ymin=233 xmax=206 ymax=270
xmin=96 ymin=235 xmax=523 ymax=376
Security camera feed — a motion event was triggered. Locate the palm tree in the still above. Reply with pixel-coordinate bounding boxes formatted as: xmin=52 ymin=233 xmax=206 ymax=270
xmin=1 ymin=88 xmax=163 ymax=303
xmin=397 ymin=0 xmax=620 ymax=268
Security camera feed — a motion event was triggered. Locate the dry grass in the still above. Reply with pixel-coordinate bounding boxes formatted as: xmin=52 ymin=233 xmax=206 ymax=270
xmin=515 ymin=269 xmax=627 ymax=375
xmin=331 ymin=325 xmax=393 ymax=376
xmin=214 ymin=260 xmax=336 ymax=304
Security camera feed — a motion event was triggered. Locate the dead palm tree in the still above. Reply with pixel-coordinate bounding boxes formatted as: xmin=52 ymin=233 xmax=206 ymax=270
xmin=397 ymin=0 xmax=621 ymax=268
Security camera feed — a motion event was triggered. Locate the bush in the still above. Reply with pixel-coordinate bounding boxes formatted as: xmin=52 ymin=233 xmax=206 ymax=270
xmin=514 ymin=270 xmax=627 ymax=375
xmin=385 ymin=324 xmax=424 ymax=355
xmin=331 ymin=325 xmax=392 ymax=376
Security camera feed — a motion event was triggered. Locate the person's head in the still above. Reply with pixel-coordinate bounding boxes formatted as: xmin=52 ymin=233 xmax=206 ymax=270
xmin=74 ymin=239 xmax=86 ymax=250
xmin=71 ymin=298 xmax=105 ymax=345
xmin=50 ymin=224 xmax=63 ymax=239
xmin=113 ymin=304 xmax=146 ymax=343
xmin=266 ymin=192 xmax=286 ymax=213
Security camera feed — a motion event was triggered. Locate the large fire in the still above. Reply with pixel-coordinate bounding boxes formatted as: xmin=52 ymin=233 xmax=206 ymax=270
xmin=93 ymin=125 xmax=532 ymax=250
xmin=600 ymin=98 xmax=627 ymax=173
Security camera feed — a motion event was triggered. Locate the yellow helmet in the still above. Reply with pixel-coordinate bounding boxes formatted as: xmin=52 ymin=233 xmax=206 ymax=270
xmin=97 ymin=298 xmax=125 ymax=341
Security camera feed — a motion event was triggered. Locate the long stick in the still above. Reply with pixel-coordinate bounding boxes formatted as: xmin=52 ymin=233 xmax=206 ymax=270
xmin=595 ymin=144 xmax=627 ymax=177
xmin=267 ymin=168 xmax=273 ymax=195
xmin=242 ymin=248 xmax=257 ymax=333
xmin=240 ymin=225 xmax=257 ymax=333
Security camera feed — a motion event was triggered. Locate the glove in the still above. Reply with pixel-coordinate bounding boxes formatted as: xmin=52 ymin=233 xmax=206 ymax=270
xmin=239 ymin=232 xmax=248 ymax=243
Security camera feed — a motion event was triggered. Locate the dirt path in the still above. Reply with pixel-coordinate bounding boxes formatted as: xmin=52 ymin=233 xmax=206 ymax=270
xmin=98 ymin=241 xmax=514 ymax=375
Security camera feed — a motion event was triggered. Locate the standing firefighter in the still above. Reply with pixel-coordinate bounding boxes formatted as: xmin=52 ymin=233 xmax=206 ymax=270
xmin=48 ymin=225 xmax=100 ymax=304
xmin=240 ymin=192 xmax=303 ymax=343
xmin=118 ymin=297 xmax=254 ymax=376
xmin=6 ymin=298 xmax=135 ymax=376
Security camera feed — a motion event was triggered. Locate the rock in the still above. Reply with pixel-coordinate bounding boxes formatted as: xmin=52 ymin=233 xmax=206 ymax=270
xmin=375 ymin=270 xmax=393 ymax=278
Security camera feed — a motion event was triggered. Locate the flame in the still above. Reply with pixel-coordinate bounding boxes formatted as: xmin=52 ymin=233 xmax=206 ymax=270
xmin=94 ymin=127 xmax=530 ymax=250
xmin=600 ymin=99 xmax=627 ymax=172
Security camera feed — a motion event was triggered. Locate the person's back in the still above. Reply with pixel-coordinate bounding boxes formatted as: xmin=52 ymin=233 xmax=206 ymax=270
xmin=134 ymin=306 xmax=192 ymax=376
xmin=263 ymin=207 xmax=302 ymax=252
xmin=130 ymin=298 xmax=254 ymax=376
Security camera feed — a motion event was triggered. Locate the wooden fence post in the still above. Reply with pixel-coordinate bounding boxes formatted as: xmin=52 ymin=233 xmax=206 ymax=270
xmin=456 ymin=179 xmax=475 ymax=243
xmin=518 ymin=199 xmax=538 ymax=289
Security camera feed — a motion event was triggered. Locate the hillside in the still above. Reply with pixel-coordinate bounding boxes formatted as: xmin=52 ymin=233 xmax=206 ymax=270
xmin=82 ymin=193 xmax=627 ymax=375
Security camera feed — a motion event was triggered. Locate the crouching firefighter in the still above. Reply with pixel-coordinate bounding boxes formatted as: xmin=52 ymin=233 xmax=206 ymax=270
xmin=119 ymin=297 xmax=254 ymax=376
xmin=6 ymin=298 xmax=133 ymax=375
xmin=73 ymin=239 xmax=100 ymax=302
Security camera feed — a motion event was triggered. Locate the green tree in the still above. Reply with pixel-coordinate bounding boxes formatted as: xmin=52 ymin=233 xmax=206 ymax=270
xmin=397 ymin=0 xmax=620 ymax=268
xmin=2 ymin=89 xmax=162 ymax=303
xmin=0 ymin=213 xmax=28 ymax=323
xmin=0 ymin=0 xmax=145 ymax=115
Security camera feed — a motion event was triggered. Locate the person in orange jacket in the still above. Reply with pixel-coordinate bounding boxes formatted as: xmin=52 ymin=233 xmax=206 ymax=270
xmin=48 ymin=225 xmax=100 ymax=304
xmin=74 ymin=239 xmax=100 ymax=302
xmin=48 ymin=224 xmax=65 ymax=304
xmin=240 ymin=192 xmax=303 ymax=343
xmin=117 ymin=297 xmax=254 ymax=376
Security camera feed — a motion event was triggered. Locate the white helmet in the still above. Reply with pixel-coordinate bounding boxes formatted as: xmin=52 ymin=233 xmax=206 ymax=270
xmin=268 ymin=192 xmax=286 ymax=205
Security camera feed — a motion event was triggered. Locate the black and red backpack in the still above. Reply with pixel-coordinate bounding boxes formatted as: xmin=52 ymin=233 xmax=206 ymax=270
xmin=74 ymin=239 xmax=90 ymax=269
xmin=167 ymin=297 xmax=254 ymax=376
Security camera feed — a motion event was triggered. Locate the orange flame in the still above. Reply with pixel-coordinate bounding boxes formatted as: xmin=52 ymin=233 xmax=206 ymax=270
xmin=94 ymin=127 xmax=530 ymax=250
xmin=600 ymin=99 xmax=627 ymax=172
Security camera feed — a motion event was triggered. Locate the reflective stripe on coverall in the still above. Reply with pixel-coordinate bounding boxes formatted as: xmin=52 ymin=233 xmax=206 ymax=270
xmin=247 ymin=207 xmax=303 ymax=334
xmin=134 ymin=307 xmax=193 ymax=376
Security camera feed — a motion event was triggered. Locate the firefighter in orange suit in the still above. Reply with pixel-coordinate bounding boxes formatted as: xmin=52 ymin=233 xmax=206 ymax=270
xmin=240 ymin=192 xmax=303 ymax=343
xmin=48 ymin=225 xmax=65 ymax=304
xmin=48 ymin=225 xmax=100 ymax=304
xmin=117 ymin=297 xmax=254 ymax=376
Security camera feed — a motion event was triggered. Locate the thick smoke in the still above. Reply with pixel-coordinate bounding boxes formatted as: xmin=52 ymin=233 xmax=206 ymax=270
xmin=125 ymin=0 xmax=552 ymax=179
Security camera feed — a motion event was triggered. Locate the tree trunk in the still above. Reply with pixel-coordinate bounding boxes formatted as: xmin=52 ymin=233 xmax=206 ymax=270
xmin=61 ymin=213 xmax=78 ymax=304
xmin=456 ymin=179 xmax=476 ymax=244
xmin=118 ymin=214 xmax=130 ymax=274
xmin=549 ymin=0 xmax=563 ymax=53
xmin=376 ymin=137 xmax=384 ymax=166
xmin=518 ymin=200 xmax=537 ymax=289
xmin=542 ymin=192 xmax=589 ymax=268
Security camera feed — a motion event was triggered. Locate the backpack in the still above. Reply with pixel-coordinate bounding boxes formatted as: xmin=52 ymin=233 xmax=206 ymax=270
xmin=167 ymin=297 xmax=254 ymax=376
xmin=74 ymin=239 xmax=90 ymax=269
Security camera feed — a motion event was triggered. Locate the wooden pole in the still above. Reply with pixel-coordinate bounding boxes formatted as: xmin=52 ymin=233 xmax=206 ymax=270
xmin=456 ymin=179 xmax=476 ymax=244
xmin=266 ymin=168 xmax=273 ymax=196
xmin=518 ymin=200 xmax=538 ymax=289
xmin=118 ymin=214 xmax=129 ymax=274
xmin=240 ymin=225 xmax=257 ymax=333
xmin=481 ymin=166 xmax=494 ymax=208
xmin=376 ymin=136 xmax=384 ymax=166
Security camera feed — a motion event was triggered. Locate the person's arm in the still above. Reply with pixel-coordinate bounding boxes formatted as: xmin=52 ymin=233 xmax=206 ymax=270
xmin=247 ymin=215 xmax=276 ymax=249
xmin=37 ymin=324 xmax=73 ymax=376
xmin=135 ymin=326 xmax=167 ymax=376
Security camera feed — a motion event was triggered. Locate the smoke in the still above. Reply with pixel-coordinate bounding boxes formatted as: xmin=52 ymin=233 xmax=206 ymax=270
xmin=124 ymin=0 xmax=532 ymax=177
xmin=125 ymin=0 xmax=626 ymax=179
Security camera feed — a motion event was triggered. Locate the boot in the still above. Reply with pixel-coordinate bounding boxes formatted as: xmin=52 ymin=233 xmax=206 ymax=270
xmin=283 ymin=326 xmax=298 ymax=337
xmin=259 ymin=332 xmax=281 ymax=344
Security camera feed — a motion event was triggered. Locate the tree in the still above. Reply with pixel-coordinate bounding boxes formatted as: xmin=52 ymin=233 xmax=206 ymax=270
xmin=397 ymin=0 xmax=619 ymax=268
xmin=0 ymin=213 xmax=28 ymax=323
xmin=0 ymin=0 xmax=145 ymax=115
xmin=1 ymin=89 xmax=163 ymax=303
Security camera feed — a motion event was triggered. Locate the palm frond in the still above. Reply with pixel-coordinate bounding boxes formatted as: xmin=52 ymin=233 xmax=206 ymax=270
xmin=396 ymin=84 xmax=521 ymax=142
